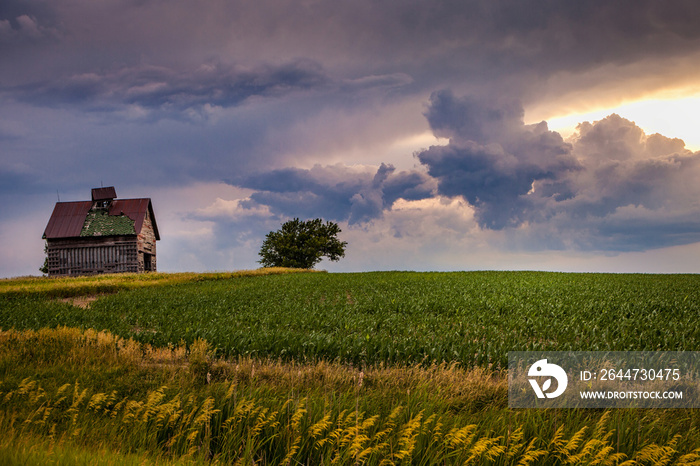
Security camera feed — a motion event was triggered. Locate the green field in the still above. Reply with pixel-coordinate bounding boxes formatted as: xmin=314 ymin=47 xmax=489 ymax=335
xmin=3 ymin=271 xmax=700 ymax=366
xmin=1 ymin=270 xmax=700 ymax=464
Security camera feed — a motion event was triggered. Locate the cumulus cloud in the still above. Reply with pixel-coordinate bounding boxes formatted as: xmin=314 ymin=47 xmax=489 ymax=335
xmin=194 ymin=197 xmax=273 ymax=221
xmin=0 ymin=14 xmax=58 ymax=43
xmin=547 ymin=115 xmax=700 ymax=250
xmin=187 ymin=197 xmax=280 ymax=255
xmin=418 ymin=90 xmax=581 ymax=229
xmin=223 ymin=89 xmax=700 ymax=254
xmin=414 ymin=91 xmax=700 ymax=251
xmin=0 ymin=0 xmax=60 ymax=45
xmin=234 ymin=163 xmax=436 ymax=224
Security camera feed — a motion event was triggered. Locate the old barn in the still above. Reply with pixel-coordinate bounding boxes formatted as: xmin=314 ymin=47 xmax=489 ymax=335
xmin=42 ymin=187 xmax=160 ymax=277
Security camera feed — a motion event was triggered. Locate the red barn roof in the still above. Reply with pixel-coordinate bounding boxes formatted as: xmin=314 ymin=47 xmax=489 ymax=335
xmin=43 ymin=201 xmax=92 ymax=239
xmin=43 ymin=195 xmax=160 ymax=240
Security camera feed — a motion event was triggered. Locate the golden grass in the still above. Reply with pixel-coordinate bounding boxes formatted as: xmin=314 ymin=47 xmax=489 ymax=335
xmin=4 ymin=376 xmax=698 ymax=465
xmin=3 ymin=327 xmax=700 ymax=464
xmin=0 ymin=267 xmax=321 ymax=298
xmin=0 ymin=326 xmax=506 ymax=406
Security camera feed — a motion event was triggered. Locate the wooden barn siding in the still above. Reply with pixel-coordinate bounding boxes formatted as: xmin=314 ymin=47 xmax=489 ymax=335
xmin=47 ymin=236 xmax=139 ymax=277
xmin=137 ymin=209 xmax=157 ymax=272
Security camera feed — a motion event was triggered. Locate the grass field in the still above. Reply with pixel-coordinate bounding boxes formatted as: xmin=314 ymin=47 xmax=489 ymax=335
xmin=1 ymin=269 xmax=700 ymax=464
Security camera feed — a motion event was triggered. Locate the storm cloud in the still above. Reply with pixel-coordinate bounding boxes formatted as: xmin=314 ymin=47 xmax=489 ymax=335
xmin=5 ymin=1 xmax=700 ymax=103
xmin=236 ymin=163 xmax=436 ymax=224
xmin=418 ymin=91 xmax=581 ymax=229
xmin=415 ymin=91 xmax=700 ymax=251
xmin=8 ymin=61 xmax=330 ymax=118
xmin=229 ymin=89 xmax=700 ymax=253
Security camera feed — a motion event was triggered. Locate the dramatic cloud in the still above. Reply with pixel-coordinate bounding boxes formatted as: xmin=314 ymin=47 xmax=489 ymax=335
xmin=415 ymin=91 xmax=700 ymax=251
xmin=235 ymin=163 xmax=436 ymax=224
xmin=4 ymin=0 xmax=700 ymax=276
xmin=220 ymin=88 xmax=700 ymax=254
xmin=5 ymin=1 xmax=700 ymax=100
xmin=418 ymin=90 xmax=581 ymax=229
xmin=552 ymin=116 xmax=700 ymax=250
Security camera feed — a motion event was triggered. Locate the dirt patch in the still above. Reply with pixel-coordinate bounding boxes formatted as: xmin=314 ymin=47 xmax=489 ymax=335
xmin=130 ymin=325 xmax=158 ymax=335
xmin=58 ymin=294 xmax=104 ymax=309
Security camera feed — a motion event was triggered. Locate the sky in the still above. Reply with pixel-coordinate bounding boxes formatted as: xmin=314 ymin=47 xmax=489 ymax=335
xmin=2 ymin=0 xmax=700 ymax=277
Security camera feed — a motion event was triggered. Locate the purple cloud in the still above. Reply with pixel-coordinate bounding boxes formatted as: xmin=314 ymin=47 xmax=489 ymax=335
xmin=235 ymin=163 xmax=436 ymax=224
xmin=416 ymin=92 xmax=700 ymax=251
xmin=418 ymin=91 xmax=581 ymax=229
xmin=8 ymin=60 xmax=330 ymax=117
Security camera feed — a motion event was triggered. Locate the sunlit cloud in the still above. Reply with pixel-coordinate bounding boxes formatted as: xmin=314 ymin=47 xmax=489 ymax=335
xmin=532 ymin=92 xmax=700 ymax=151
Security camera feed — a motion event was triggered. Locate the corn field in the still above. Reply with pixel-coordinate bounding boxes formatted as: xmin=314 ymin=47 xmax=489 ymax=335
xmin=2 ymin=271 xmax=700 ymax=368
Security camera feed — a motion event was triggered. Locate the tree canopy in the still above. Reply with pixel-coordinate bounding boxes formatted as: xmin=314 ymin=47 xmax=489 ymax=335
xmin=258 ymin=218 xmax=347 ymax=269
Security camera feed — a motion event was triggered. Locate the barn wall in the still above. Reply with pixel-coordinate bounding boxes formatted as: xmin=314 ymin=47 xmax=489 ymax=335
xmin=47 ymin=236 xmax=138 ymax=277
xmin=137 ymin=209 xmax=157 ymax=272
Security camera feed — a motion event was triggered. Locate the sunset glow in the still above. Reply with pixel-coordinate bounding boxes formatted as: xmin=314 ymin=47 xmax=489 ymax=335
xmin=541 ymin=94 xmax=700 ymax=151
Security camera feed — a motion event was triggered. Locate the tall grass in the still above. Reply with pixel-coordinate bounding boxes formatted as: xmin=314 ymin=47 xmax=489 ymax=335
xmin=2 ymin=327 xmax=700 ymax=464
xmin=0 ymin=430 xmax=205 ymax=465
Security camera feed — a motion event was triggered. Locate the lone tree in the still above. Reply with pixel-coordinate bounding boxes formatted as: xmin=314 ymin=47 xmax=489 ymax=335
xmin=258 ymin=218 xmax=347 ymax=269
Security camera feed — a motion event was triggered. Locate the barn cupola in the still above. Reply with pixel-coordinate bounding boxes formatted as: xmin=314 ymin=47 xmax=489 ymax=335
xmin=91 ymin=186 xmax=117 ymax=210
